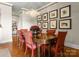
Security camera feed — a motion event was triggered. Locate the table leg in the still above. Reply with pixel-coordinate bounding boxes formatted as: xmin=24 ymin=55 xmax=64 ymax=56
xmin=49 ymin=45 xmax=51 ymax=57
xmin=37 ymin=45 xmax=40 ymax=57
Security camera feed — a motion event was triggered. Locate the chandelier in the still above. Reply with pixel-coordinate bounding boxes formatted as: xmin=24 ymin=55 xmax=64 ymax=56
xmin=21 ymin=8 xmax=40 ymax=17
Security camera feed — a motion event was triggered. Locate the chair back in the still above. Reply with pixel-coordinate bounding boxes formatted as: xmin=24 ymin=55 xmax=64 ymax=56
xmin=17 ymin=30 xmax=24 ymax=41
xmin=56 ymin=31 xmax=67 ymax=51
xmin=20 ymin=29 xmax=28 ymax=35
xmin=23 ymin=30 xmax=35 ymax=46
xmin=47 ymin=29 xmax=56 ymax=36
xmin=26 ymin=31 xmax=33 ymax=44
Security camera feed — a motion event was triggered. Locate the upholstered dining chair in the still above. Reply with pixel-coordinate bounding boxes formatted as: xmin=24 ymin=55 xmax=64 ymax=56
xmin=20 ymin=29 xmax=28 ymax=48
xmin=51 ymin=31 xmax=67 ymax=56
xmin=21 ymin=29 xmax=28 ymax=36
xmin=23 ymin=30 xmax=36 ymax=57
xmin=17 ymin=30 xmax=25 ymax=48
xmin=47 ymin=29 xmax=56 ymax=36
xmin=39 ymin=30 xmax=56 ymax=56
xmin=40 ymin=44 xmax=50 ymax=57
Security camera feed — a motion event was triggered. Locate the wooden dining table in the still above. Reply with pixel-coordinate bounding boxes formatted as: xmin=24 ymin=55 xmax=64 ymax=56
xmin=33 ymin=33 xmax=57 ymax=57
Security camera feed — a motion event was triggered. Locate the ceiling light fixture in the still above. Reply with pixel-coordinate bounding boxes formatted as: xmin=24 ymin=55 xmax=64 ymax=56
xmin=29 ymin=9 xmax=40 ymax=17
xmin=21 ymin=8 xmax=40 ymax=17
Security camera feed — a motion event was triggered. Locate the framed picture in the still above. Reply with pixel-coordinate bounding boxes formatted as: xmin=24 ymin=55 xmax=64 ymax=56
xmin=49 ymin=9 xmax=58 ymax=19
xmin=60 ymin=5 xmax=71 ymax=18
xmin=37 ymin=15 xmax=42 ymax=21
xmin=59 ymin=19 xmax=71 ymax=29
xmin=42 ymin=22 xmax=48 ymax=29
xmin=50 ymin=20 xmax=57 ymax=29
xmin=42 ymin=13 xmax=48 ymax=21
xmin=37 ymin=22 xmax=42 ymax=28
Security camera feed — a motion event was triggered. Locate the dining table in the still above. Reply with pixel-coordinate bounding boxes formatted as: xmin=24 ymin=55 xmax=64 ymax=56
xmin=33 ymin=33 xmax=57 ymax=57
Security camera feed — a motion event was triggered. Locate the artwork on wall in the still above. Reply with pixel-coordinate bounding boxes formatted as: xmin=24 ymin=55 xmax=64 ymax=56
xmin=50 ymin=20 xmax=57 ymax=29
xmin=60 ymin=5 xmax=71 ymax=18
xmin=42 ymin=22 xmax=48 ymax=29
xmin=49 ymin=9 xmax=58 ymax=19
xmin=42 ymin=13 xmax=48 ymax=21
xmin=59 ymin=19 xmax=71 ymax=29
xmin=37 ymin=15 xmax=42 ymax=21
xmin=37 ymin=22 xmax=42 ymax=28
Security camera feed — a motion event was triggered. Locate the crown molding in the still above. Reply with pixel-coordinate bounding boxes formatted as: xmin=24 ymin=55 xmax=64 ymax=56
xmin=0 ymin=2 xmax=13 ymax=7
xmin=21 ymin=8 xmax=29 ymax=11
xmin=36 ymin=2 xmax=58 ymax=11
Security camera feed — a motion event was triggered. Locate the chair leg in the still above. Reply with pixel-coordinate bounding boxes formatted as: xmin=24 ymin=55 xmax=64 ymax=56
xmin=18 ymin=41 xmax=21 ymax=48
xmin=54 ymin=52 xmax=64 ymax=57
xmin=18 ymin=41 xmax=20 ymax=48
xmin=60 ymin=50 xmax=64 ymax=57
xmin=54 ymin=51 xmax=58 ymax=57
xmin=31 ymin=49 xmax=34 ymax=57
xmin=24 ymin=47 xmax=28 ymax=55
xmin=17 ymin=36 xmax=20 ymax=47
xmin=21 ymin=42 xmax=23 ymax=49
xmin=55 ymin=54 xmax=57 ymax=57
xmin=24 ymin=50 xmax=27 ymax=55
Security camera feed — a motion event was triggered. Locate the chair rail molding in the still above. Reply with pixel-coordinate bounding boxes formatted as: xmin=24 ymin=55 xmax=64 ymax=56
xmin=37 ymin=2 xmax=57 ymax=11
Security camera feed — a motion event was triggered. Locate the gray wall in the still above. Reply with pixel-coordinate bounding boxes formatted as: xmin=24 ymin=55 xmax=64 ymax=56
xmin=38 ymin=2 xmax=79 ymax=49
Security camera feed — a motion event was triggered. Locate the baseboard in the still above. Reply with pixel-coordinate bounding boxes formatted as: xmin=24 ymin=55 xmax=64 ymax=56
xmin=0 ymin=40 xmax=12 ymax=44
xmin=65 ymin=42 xmax=79 ymax=49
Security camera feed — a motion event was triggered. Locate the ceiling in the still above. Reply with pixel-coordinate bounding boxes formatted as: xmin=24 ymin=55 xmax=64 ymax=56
xmin=9 ymin=2 xmax=50 ymax=16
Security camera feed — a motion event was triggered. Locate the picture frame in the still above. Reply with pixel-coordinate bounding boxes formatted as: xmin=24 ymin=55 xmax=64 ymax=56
xmin=59 ymin=19 xmax=71 ymax=29
xmin=37 ymin=15 xmax=42 ymax=21
xmin=49 ymin=9 xmax=58 ymax=19
xmin=42 ymin=13 xmax=48 ymax=21
xmin=50 ymin=20 xmax=57 ymax=29
xmin=42 ymin=22 xmax=48 ymax=29
xmin=37 ymin=21 xmax=42 ymax=28
xmin=60 ymin=5 xmax=71 ymax=18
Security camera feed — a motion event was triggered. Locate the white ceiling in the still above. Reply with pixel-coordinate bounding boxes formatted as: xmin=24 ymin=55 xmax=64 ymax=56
xmin=9 ymin=2 xmax=50 ymax=16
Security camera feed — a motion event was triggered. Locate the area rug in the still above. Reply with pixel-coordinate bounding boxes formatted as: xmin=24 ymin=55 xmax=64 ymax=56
xmin=0 ymin=48 xmax=11 ymax=57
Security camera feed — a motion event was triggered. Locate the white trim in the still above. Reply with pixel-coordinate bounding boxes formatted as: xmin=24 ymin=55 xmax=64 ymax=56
xmin=21 ymin=8 xmax=29 ymax=11
xmin=0 ymin=39 xmax=12 ymax=44
xmin=65 ymin=42 xmax=79 ymax=49
xmin=0 ymin=2 xmax=13 ymax=7
xmin=36 ymin=2 xmax=57 ymax=11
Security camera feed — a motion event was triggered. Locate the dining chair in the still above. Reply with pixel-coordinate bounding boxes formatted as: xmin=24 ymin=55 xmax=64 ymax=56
xmin=23 ymin=30 xmax=36 ymax=57
xmin=39 ymin=30 xmax=56 ymax=56
xmin=40 ymin=44 xmax=50 ymax=57
xmin=20 ymin=29 xmax=28 ymax=49
xmin=17 ymin=30 xmax=25 ymax=48
xmin=51 ymin=31 xmax=67 ymax=56
xmin=47 ymin=29 xmax=56 ymax=36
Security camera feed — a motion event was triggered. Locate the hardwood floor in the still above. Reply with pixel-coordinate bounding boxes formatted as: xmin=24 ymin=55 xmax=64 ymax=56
xmin=11 ymin=35 xmax=31 ymax=57
xmin=0 ymin=36 xmax=31 ymax=57
xmin=0 ymin=35 xmax=79 ymax=57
